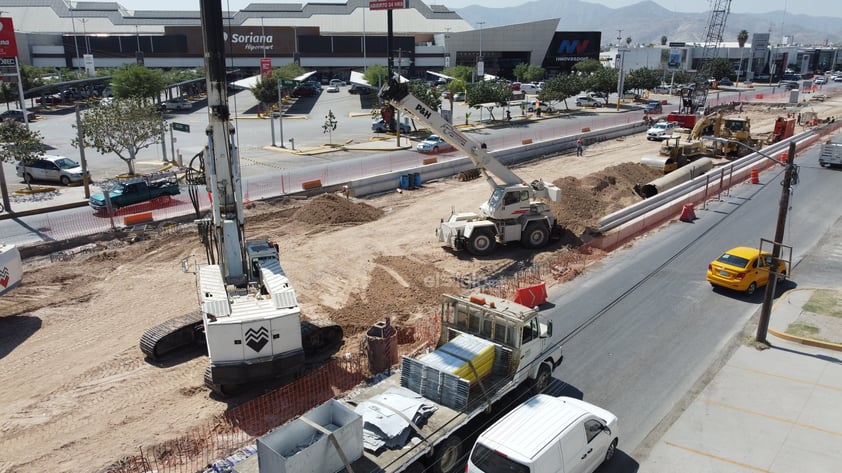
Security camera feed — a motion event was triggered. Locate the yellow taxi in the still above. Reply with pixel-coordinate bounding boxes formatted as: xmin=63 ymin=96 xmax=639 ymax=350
xmin=706 ymin=246 xmax=787 ymax=295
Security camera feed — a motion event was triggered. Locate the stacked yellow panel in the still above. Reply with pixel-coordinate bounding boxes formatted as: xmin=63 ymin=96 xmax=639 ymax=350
xmin=420 ymin=334 xmax=496 ymax=384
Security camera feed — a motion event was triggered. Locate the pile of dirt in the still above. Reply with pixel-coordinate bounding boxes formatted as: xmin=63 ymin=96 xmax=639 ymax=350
xmin=550 ymin=162 xmax=663 ymax=235
xmin=293 ymin=193 xmax=384 ymax=225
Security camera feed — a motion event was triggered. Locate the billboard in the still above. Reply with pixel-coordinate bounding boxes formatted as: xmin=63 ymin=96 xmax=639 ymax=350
xmin=668 ymin=48 xmax=683 ymax=69
xmin=542 ymin=31 xmax=601 ymax=72
xmin=0 ymin=18 xmax=18 ymax=57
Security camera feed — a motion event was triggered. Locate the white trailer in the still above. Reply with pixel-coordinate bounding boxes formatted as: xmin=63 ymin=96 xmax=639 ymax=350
xmin=0 ymin=243 xmax=22 ymax=296
xmin=819 ymin=141 xmax=842 ymax=168
xmin=248 ymin=293 xmax=563 ymax=473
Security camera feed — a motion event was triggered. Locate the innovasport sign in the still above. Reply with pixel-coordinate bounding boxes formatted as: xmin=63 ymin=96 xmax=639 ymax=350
xmin=0 ymin=18 xmax=18 ymax=58
xmin=543 ymin=31 xmax=601 ymax=73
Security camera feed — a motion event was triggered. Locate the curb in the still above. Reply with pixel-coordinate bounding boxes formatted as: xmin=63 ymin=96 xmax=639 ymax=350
xmin=767 ymin=288 xmax=842 ymax=352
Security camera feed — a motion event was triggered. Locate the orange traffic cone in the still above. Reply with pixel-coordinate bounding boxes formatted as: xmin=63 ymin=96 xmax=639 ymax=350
xmin=750 ymin=168 xmax=759 ymax=184
xmin=679 ymin=203 xmax=696 ymax=222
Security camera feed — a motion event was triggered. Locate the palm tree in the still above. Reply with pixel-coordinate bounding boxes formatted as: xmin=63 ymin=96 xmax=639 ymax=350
xmin=737 ymin=30 xmax=749 ymax=84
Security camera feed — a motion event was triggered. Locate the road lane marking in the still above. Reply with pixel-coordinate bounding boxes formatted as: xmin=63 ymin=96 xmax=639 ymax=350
xmin=701 ymin=398 xmax=842 ymax=438
xmin=663 ymin=441 xmax=771 ymax=472
xmin=728 ymin=364 xmax=842 ymax=393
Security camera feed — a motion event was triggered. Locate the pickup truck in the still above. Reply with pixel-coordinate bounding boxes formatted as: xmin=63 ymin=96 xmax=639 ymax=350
xmin=251 ymin=293 xmax=564 ymax=473
xmin=90 ymin=172 xmax=180 ymax=212
xmin=819 ymin=142 xmax=842 ymax=168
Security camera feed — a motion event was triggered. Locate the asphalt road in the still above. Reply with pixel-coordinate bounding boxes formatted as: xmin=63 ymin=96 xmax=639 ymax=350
xmin=539 ymin=141 xmax=842 ymax=471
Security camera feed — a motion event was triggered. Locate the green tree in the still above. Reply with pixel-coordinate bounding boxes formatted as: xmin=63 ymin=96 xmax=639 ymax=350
xmin=443 ymin=65 xmax=474 ymax=83
xmin=708 ymin=57 xmax=735 ymax=81
xmin=111 ymin=65 xmax=166 ymax=101
xmin=322 ymin=110 xmax=337 ymax=145
xmin=407 ymin=80 xmax=441 ymax=111
xmin=363 ymin=64 xmax=389 ymax=89
xmin=0 ymin=83 xmax=17 ymax=111
xmin=661 ymin=35 xmax=668 ymax=46
xmin=466 ymin=79 xmax=511 ymax=120
xmin=625 ymin=67 xmax=662 ymax=93
xmin=513 ymin=63 xmax=530 ymax=82
xmin=525 ymin=65 xmax=545 ymax=82
xmin=585 ymin=68 xmax=619 ymax=103
xmin=250 ymin=74 xmax=279 ymax=105
xmin=574 ymin=58 xmax=603 ymax=75
xmin=72 ymin=98 xmax=166 ymax=175
xmin=0 ymin=119 xmax=46 ymax=190
xmin=538 ymin=73 xmax=583 ymax=110
xmin=275 ymin=63 xmax=306 ymax=79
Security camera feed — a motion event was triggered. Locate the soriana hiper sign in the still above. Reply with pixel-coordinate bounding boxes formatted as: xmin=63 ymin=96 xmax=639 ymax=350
xmin=0 ymin=18 xmax=18 ymax=58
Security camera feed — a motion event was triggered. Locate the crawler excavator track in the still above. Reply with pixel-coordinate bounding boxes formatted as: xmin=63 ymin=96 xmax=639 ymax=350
xmin=301 ymin=319 xmax=344 ymax=364
xmin=140 ymin=311 xmax=204 ymax=361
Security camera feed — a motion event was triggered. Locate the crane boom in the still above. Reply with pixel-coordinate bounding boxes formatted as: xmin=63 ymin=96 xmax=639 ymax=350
xmin=379 ymin=80 xmax=524 ymax=187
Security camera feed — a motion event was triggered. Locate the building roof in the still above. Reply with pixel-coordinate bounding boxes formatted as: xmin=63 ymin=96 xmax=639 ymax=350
xmin=2 ymin=0 xmax=471 ymax=35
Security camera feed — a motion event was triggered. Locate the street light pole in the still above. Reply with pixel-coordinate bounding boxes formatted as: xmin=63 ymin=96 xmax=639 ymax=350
xmin=477 ymin=21 xmax=485 ymax=81
xmin=276 ymin=81 xmax=285 ymax=148
xmin=712 ymin=138 xmax=798 ymax=343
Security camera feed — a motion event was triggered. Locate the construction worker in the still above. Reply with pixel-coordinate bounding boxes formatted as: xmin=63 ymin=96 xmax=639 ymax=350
xmin=576 ymin=138 xmax=584 ymax=156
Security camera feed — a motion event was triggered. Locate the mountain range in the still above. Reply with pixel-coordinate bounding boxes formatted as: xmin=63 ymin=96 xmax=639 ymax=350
xmin=453 ymin=0 xmax=842 ymax=47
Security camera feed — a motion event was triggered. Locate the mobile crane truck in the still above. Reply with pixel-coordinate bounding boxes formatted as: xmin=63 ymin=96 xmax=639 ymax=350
xmin=379 ymin=80 xmax=562 ymax=256
xmin=139 ymin=2 xmax=342 ymax=395
xmin=248 ymin=293 xmax=563 ymax=473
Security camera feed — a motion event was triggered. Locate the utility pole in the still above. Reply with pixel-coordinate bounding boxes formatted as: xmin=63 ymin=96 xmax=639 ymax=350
xmin=756 ymin=141 xmax=798 ymax=343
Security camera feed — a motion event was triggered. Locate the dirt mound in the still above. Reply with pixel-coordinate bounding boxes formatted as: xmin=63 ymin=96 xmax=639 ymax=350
xmin=551 ymin=162 xmax=663 ymax=235
xmin=293 ymin=193 xmax=384 ymax=225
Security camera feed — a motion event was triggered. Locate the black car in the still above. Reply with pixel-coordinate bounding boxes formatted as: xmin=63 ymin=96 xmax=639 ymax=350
xmin=292 ymin=86 xmax=319 ymax=98
xmin=0 ymin=110 xmax=37 ymax=122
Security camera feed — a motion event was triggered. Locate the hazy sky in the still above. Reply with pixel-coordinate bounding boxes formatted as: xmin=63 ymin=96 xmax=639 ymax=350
xmin=116 ymin=0 xmax=841 ymax=19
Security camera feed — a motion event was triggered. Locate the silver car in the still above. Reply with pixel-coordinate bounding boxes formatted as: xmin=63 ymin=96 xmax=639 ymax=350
xmin=16 ymin=155 xmax=90 ymax=186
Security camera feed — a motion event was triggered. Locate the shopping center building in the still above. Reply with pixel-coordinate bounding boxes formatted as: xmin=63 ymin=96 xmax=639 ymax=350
xmin=1 ymin=0 xmax=600 ymax=81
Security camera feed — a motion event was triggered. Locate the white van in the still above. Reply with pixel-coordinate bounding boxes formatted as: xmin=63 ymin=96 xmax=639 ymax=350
xmin=466 ymin=395 xmax=619 ymax=473
xmin=520 ymin=83 xmax=542 ymax=94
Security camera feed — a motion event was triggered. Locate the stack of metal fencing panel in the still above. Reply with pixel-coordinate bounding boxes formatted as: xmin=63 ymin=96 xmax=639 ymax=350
xmin=400 ymin=334 xmax=496 ymax=411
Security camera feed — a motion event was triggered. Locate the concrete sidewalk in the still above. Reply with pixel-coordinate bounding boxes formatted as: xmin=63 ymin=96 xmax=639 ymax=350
xmin=639 ymin=288 xmax=842 ymax=472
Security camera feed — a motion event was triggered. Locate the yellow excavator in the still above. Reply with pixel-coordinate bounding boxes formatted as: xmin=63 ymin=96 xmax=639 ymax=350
xmin=688 ymin=111 xmax=763 ymax=158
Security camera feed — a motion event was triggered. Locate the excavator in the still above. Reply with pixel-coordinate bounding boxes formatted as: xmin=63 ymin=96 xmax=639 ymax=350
xmin=379 ymin=80 xmax=562 ymax=256
xmin=139 ymin=2 xmax=342 ymax=395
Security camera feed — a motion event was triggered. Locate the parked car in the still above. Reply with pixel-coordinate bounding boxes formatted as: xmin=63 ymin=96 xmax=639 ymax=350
xmin=717 ymin=77 xmax=733 ymax=86
xmin=162 ymin=98 xmax=192 ymax=111
xmin=0 ymin=109 xmax=37 ymax=122
xmin=575 ymin=96 xmax=602 ymax=108
xmin=329 ymin=79 xmax=346 ymax=87
xmin=371 ymin=118 xmax=411 ymax=134
xmin=302 ymin=81 xmax=322 ymax=91
xmin=16 ymin=155 xmax=90 ymax=186
xmin=646 ymin=120 xmax=678 ymax=140
xmin=416 ymin=135 xmax=453 ymax=153
xmin=520 ymin=83 xmax=541 ymax=95
xmin=36 ymin=94 xmax=63 ymax=105
xmin=814 ymin=76 xmax=827 ymax=85
xmin=522 ymin=99 xmax=554 ymax=113
xmin=644 ymin=102 xmax=663 ymax=114
xmin=706 ymin=246 xmax=787 ymax=295
xmin=810 ymin=94 xmax=828 ymax=102
xmin=326 ymin=84 xmax=339 ymax=93
xmin=292 ymin=86 xmax=319 ymax=97
xmin=349 ymin=83 xmax=376 ymax=95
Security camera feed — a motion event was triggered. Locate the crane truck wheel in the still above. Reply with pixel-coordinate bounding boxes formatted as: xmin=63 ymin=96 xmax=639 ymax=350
xmin=532 ymin=362 xmax=552 ymax=394
xmin=428 ymin=434 xmax=463 ymax=473
xmin=466 ymin=230 xmax=496 ymax=256
xmin=522 ymin=223 xmax=550 ymax=249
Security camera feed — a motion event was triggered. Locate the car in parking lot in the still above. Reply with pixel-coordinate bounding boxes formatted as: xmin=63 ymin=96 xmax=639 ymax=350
xmin=36 ymin=94 xmax=63 ymax=105
xmin=349 ymin=83 xmax=376 ymax=95
xmin=575 ymin=96 xmax=602 ymax=108
xmin=643 ymin=102 xmax=663 ymax=114
xmin=416 ymin=135 xmax=453 ymax=153
xmin=162 ymin=98 xmax=192 ymax=111
xmin=371 ymin=118 xmax=411 ymax=134
xmin=16 ymin=155 xmax=90 ymax=186
xmin=292 ymin=86 xmax=319 ymax=97
xmin=326 ymin=84 xmax=339 ymax=93
xmin=706 ymin=246 xmax=787 ymax=295
xmin=0 ymin=109 xmax=37 ymax=122
xmin=815 ymin=76 xmax=827 ymax=85
xmin=329 ymin=79 xmax=346 ymax=87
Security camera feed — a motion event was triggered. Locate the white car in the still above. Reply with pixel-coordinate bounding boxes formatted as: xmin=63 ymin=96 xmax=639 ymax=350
xmin=416 ymin=135 xmax=452 ymax=153
xmin=523 ymin=99 xmax=554 ymax=113
xmin=16 ymin=155 xmax=90 ymax=186
xmin=326 ymin=85 xmax=339 ymax=93
xmin=815 ymin=76 xmax=827 ymax=85
xmin=329 ymin=79 xmax=346 ymax=87
xmin=162 ymin=98 xmax=192 ymax=111
xmin=646 ymin=121 xmax=678 ymax=141
xmin=576 ymin=96 xmax=602 ymax=108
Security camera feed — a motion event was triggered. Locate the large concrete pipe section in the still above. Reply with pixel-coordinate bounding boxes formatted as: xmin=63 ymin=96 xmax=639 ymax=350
xmin=635 ymin=158 xmax=715 ymax=198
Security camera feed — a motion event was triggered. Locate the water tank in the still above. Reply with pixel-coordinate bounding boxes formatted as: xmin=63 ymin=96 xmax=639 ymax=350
xmin=366 ymin=318 xmax=399 ymax=374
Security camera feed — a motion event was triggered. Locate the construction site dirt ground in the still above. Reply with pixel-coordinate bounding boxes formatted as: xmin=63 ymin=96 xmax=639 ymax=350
xmin=2 ymin=96 xmax=841 ymax=473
